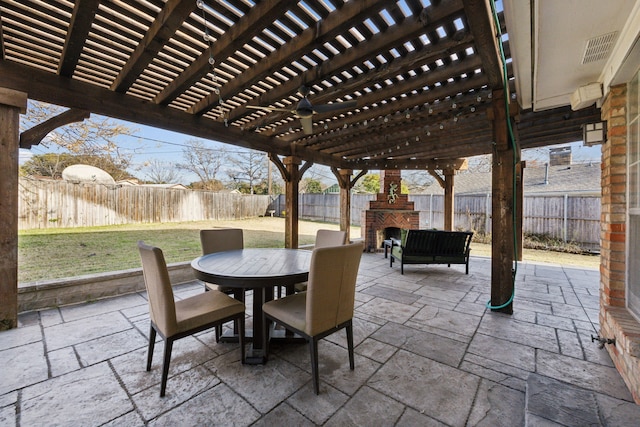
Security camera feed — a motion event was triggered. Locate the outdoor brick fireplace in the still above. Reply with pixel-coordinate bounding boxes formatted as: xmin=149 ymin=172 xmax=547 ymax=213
xmin=362 ymin=170 xmax=420 ymax=252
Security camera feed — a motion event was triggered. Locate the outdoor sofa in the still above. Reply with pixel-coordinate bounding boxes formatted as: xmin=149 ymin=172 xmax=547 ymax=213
xmin=389 ymin=229 xmax=473 ymax=274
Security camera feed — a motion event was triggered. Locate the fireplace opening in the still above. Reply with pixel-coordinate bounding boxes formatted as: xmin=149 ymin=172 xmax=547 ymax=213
xmin=384 ymin=227 xmax=401 ymax=241
xmin=375 ymin=227 xmax=402 ymax=249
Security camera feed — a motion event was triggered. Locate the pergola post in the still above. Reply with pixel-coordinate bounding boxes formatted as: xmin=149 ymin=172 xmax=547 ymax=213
xmin=443 ymin=168 xmax=455 ymax=231
xmin=489 ymin=88 xmax=518 ymax=314
xmin=336 ymin=169 xmax=353 ymax=241
xmin=283 ymin=156 xmax=301 ymax=249
xmin=0 ymin=88 xmax=27 ymax=330
xmin=331 ymin=168 xmax=367 ymax=243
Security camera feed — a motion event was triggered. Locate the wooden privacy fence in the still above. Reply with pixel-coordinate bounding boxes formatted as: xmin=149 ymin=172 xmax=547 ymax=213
xmin=271 ymin=193 xmax=601 ymax=250
xmin=19 ymin=178 xmax=273 ymax=229
xmin=19 ymin=178 xmax=601 ymax=250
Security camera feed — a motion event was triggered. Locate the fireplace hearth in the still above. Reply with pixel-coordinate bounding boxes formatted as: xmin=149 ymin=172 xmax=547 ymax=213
xmin=362 ymin=170 xmax=419 ymax=252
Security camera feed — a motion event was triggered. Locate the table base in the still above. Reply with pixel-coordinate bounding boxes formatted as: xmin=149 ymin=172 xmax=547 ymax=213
xmin=220 ymin=328 xmax=307 ymax=364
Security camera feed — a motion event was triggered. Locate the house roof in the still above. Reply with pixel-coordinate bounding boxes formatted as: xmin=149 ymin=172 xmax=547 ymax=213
xmin=421 ymin=162 xmax=602 ymax=195
xmin=141 ymin=183 xmax=189 ymax=190
xmin=2 ymin=0 xmax=615 ymax=172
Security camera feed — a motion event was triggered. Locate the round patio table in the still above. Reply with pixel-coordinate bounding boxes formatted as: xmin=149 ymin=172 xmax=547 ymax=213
xmin=191 ymin=248 xmax=311 ymax=364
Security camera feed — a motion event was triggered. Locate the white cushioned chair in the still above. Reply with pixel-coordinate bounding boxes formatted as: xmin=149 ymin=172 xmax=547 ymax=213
xmin=314 ymin=229 xmax=347 ymax=248
xmin=200 ymin=228 xmax=245 ymax=341
xmin=263 ymin=242 xmax=363 ymax=394
xmin=290 ymin=229 xmax=347 ymax=294
xmin=138 ymin=241 xmax=245 ymax=397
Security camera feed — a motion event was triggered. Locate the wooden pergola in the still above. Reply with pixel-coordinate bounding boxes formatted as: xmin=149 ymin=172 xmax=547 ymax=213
xmin=0 ymin=0 xmax=602 ymax=329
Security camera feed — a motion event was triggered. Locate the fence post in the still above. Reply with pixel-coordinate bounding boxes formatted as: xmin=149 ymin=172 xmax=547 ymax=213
xmin=429 ymin=194 xmax=433 ymax=228
xmin=485 ymin=193 xmax=491 ymax=234
xmin=563 ymin=193 xmax=568 ymax=242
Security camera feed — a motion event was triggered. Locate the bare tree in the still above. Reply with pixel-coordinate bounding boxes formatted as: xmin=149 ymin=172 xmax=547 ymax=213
xmin=227 ymin=150 xmax=266 ymax=194
xmin=402 ymin=170 xmax=435 ymax=193
xmin=178 ymin=139 xmax=227 ymax=189
xmin=143 ymin=159 xmax=182 ymax=184
xmin=20 ymin=101 xmax=135 ymax=175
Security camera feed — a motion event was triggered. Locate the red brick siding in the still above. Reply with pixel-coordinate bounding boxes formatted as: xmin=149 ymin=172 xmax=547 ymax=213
xmin=600 ymin=84 xmax=640 ymax=403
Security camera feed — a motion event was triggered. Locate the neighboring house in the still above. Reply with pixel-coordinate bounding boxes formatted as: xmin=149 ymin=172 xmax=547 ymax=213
xmin=116 ymin=179 xmax=140 ymax=186
xmin=323 ymin=183 xmax=340 ymax=194
xmin=140 ymin=183 xmax=189 ymax=190
xmin=422 ymin=161 xmax=601 ymax=195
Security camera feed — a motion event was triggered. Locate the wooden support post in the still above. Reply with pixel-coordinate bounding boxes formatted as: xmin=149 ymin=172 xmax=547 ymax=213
xmin=0 ymin=88 xmax=27 ymax=330
xmin=337 ymin=169 xmax=353 ymax=241
xmin=443 ymin=169 xmax=455 ymax=231
xmin=284 ymin=156 xmax=300 ymax=249
xmin=489 ymin=89 xmax=517 ymax=314
xmin=332 ymin=168 xmax=367 ymax=244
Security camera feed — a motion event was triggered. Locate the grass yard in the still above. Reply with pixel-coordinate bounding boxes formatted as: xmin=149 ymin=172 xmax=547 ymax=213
xmin=17 ymin=218 xmax=344 ymax=283
xmin=18 ymin=217 xmax=600 ymax=283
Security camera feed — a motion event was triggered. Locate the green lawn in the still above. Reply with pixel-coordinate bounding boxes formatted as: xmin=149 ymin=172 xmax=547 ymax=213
xmin=18 ymin=218 xmax=599 ymax=283
xmin=18 ymin=218 xmax=345 ymax=283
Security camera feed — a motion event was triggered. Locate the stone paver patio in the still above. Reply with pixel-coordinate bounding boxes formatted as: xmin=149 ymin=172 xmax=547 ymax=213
xmin=1 ymin=253 xmax=639 ymax=426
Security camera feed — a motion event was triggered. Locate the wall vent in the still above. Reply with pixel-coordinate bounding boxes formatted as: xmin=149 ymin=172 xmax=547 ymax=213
xmin=582 ymin=32 xmax=618 ymax=64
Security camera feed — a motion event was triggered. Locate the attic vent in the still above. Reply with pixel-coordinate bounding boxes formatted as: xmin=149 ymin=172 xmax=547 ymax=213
xmin=582 ymin=32 xmax=618 ymax=64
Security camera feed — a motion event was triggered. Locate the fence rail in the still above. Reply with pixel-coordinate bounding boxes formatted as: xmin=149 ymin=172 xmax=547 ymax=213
xmin=19 ymin=178 xmax=273 ymax=229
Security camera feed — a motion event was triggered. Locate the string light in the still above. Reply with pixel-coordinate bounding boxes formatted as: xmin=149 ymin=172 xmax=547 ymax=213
xmin=198 ymin=0 xmax=226 ymax=124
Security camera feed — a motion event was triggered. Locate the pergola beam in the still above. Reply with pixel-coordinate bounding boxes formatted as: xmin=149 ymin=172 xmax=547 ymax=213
xmin=232 ymin=0 xmax=467 ymax=125
xmin=57 ymin=0 xmax=100 ymax=77
xmin=189 ymin=0 xmax=397 ymax=115
xmin=20 ymin=108 xmax=90 ymax=149
xmin=111 ymin=0 xmax=196 ymax=93
xmin=154 ymin=0 xmax=295 ymax=105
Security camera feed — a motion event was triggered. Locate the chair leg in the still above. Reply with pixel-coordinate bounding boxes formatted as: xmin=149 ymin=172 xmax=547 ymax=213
xmin=215 ymin=324 xmax=222 ymax=343
xmin=146 ymin=325 xmax=156 ymax=371
xmin=346 ymin=322 xmax=355 ymax=370
xmin=160 ymin=338 xmax=173 ymax=397
xmin=309 ymin=337 xmax=320 ymax=395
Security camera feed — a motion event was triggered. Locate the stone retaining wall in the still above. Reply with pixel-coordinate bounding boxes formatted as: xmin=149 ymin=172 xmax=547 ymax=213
xmin=18 ymin=262 xmax=196 ymax=313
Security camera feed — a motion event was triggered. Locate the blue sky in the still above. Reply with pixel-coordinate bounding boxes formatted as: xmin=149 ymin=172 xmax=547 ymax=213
xmin=20 ymin=112 xmax=602 ymax=187
xmin=19 ymin=115 xmax=340 ymax=185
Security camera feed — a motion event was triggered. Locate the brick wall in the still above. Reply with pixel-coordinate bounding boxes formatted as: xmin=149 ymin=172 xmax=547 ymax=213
xmin=599 ymin=83 xmax=640 ymax=403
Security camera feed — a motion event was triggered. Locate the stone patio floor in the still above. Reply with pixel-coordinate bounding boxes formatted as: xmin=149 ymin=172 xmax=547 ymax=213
xmin=2 ymin=253 xmax=640 ymax=426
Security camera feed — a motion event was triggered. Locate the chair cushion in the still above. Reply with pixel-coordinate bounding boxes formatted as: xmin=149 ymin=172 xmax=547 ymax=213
xmin=175 ymin=290 xmax=245 ymax=334
xmin=263 ymin=292 xmax=307 ymax=333
xmin=204 ymin=282 xmax=236 ymax=294
xmin=400 ymin=228 xmax=409 ymax=246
